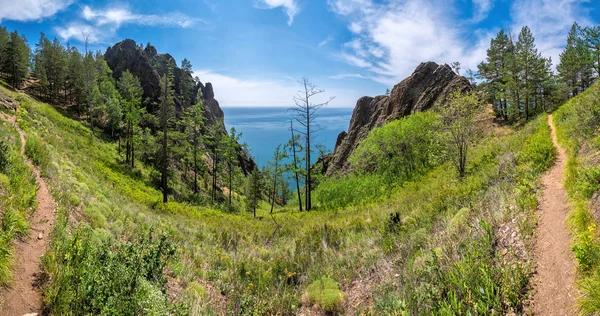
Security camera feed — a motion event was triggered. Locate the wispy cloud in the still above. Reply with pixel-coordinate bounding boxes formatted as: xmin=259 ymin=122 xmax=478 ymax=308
xmin=254 ymin=0 xmax=299 ymax=25
xmin=0 ymin=0 xmax=72 ymax=22
xmin=194 ymin=70 xmax=360 ymax=107
xmin=55 ymin=5 xmax=199 ymax=43
xmin=318 ymin=35 xmax=334 ymax=48
xmin=328 ymin=0 xmax=494 ymax=85
xmin=471 ymin=0 xmax=494 ymax=23
xmin=329 ymin=73 xmax=369 ymax=80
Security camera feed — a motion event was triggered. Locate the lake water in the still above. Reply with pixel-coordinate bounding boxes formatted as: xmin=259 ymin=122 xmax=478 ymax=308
xmin=222 ymin=107 xmax=354 ymax=168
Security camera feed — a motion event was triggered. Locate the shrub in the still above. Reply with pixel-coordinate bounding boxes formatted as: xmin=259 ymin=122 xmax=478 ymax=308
xmin=350 ymin=111 xmax=443 ymax=179
xmin=0 ymin=139 xmax=9 ymax=173
xmin=46 ymin=227 xmax=178 ymax=315
xmin=305 ymin=277 xmax=345 ymax=312
xmin=25 ymin=135 xmax=49 ymax=167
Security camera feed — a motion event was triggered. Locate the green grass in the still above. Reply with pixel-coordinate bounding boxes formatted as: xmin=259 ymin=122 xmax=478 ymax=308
xmin=305 ymin=277 xmax=345 ymax=312
xmin=0 ymin=105 xmax=38 ymax=286
xmin=1 ymin=84 xmax=558 ymax=314
xmin=554 ymin=83 xmax=600 ymax=314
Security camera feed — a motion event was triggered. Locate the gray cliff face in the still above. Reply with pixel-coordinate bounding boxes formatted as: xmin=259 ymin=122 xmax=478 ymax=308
xmin=326 ymin=61 xmax=471 ymax=176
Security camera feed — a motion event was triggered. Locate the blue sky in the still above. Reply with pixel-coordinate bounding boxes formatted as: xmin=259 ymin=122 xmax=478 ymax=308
xmin=0 ymin=0 xmax=599 ymax=107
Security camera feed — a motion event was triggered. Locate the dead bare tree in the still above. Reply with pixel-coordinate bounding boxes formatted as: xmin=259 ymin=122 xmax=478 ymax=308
xmin=289 ymin=78 xmax=334 ymax=211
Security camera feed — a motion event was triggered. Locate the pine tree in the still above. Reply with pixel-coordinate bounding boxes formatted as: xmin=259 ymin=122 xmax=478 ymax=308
xmin=207 ymin=121 xmax=225 ymax=203
xmin=478 ymin=30 xmax=511 ymax=120
xmin=158 ymin=61 xmax=176 ymax=203
xmin=2 ymin=31 xmax=30 ymax=89
xmin=582 ymin=26 xmax=600 ymax=78
xmin=0 ymin=27 xmax=9 ymax=78
xmin=515 ymin=26 xmax=538 ymax=120
xmin=223 ymin=127 xmax=242 ymax=205
xmin=246 ymin=166 xmax=261 ymax=218
xmin=179 ymin=58 xmax=194 ymax=107
xmin=286 ymin=120 xmax=304 ymax=212
xmin=118 ymin=70 xmax=144 ymax=166
xmin=558 ymin=23 xmax=590 ymax=96
xmin=268 ymin=144 xmax=287 ymax=213
xmin=183 ymin=89 xmax=206 ymax=195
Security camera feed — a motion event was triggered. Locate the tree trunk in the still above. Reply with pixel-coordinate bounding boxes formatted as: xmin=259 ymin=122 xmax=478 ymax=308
xmin=290 ymin=121 xmax=302 ymax=212
xmin=162 ymin=122 xmax=168 ymax=203
xmin=270 ymin=159 xmax=278 ymax=214
xmin=193 ymin=134 xmax=198 ymax=194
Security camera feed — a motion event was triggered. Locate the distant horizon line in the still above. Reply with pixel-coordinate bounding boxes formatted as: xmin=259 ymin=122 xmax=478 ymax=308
xmin=220 ymin=105 xmax=355 ymax=109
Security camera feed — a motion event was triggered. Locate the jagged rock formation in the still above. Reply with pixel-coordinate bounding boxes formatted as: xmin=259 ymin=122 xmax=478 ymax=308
xmin=104 ymin=39 xmax=254 ymax=174
xmin=326 ymin=62 xmax=471 ymax=176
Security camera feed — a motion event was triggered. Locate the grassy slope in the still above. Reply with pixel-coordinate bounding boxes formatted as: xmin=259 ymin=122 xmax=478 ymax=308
xmin=1 ymin=84 xmax=557 ymax=315
xmin=554 ymin=83 xmax=600 ymax=314
xmin=0 ymin=106 xmax=37 ymax=287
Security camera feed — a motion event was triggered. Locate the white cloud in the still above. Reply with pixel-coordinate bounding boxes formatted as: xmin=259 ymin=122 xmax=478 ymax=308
xmin=510 ymin=0 xmax=593 ymax=69
xmin=329 ymin=0 xmax=490 ymax=85
xmin=471 ymin=0 xmax=494 ymax=23
xmin=195 ymin=70 xmax=361 ymax=107
xmin=55 ymin=5 xmax=198 ymax=43
xmin=255 ymin=0 xmax=299 ymax=25
xmin=0 ymin=0 xmax=72 ymax=22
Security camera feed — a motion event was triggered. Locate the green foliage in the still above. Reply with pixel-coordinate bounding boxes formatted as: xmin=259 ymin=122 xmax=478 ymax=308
xmin=554 ymin=82 xmax=600 ymax=314
xmin=437 ymin=91 xmax=483 ymax=177
xmin=478 ymin=27 xmax=557 ymax=121
xmin=25 ymin=135 xmax=49 ymax=167
xmin=315 ymin=173 xmax=386 ymax=210
xmin=305 ymin=277 xmax=345 ymax=312
xmin=46 ymin=227 xmax=177 ymax=315
xmin=0 ymin=120 xmax=37 ymax=286
xmin=350 ymin=111 xmax=443 ymax=181
xmin=0 ymin=139 xmax=9 ymax=173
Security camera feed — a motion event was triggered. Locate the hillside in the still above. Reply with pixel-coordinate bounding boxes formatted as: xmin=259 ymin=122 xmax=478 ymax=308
xmin=554 ymin=83 xmax=600 ymax=314
xmin=0 ymin=82 xmax=559 ymax=314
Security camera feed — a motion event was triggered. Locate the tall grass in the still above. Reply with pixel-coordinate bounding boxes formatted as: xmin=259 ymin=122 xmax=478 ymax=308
xmin=554 ymin=83 xmax=600 ymax=314
xmin=0 ymin=112 xmax=38 ymax=286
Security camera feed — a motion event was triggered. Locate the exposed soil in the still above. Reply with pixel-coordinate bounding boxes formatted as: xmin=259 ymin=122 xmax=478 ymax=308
xmin=0 ymin=108 xmax=56 ymax=315
xmin=532 ymin=115 xmax=576 ymax=315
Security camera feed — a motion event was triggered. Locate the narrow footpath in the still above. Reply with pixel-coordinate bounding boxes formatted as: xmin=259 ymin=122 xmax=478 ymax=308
xmin=532 ymin=114 xmax=576 ymax=315
xmin=0 ymin=110 xmax=56 ymax=315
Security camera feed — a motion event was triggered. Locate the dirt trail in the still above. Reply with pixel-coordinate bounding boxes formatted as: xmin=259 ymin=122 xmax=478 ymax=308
xmin=532 ymin=114 xmax=576 ymax=315
xmin=0 ymin=110 xmax=56 ymax=315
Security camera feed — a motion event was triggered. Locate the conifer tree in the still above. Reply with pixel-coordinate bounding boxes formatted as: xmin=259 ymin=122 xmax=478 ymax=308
xmin=246 ymin=166 xmax=261 ymax=218
xmin=223 ymin=127 xmax=242 ymax=205
xmin=2 ymin=31 xmax=30 ymax=89
xmin=180 ymin=58 xmax=194 ymax=107
xmin=118 ymin=70 xmax=144 ymax=166
xmin=0 ymin=27 xmax=9 ymax=78
xmin=515 ymin=26 xmax=538 ymax=120
xmin=184 ymin=89 xmax=206 ymax=194
xmin=286 ymin=120 xmax=303 ymax=212
xmin=478 ymin=30 xmax=511 ymax=120
xmin=207 ymin=121 xmax=225 ymax=203
xmin=158 ymin=60 xmax=176 ymax=203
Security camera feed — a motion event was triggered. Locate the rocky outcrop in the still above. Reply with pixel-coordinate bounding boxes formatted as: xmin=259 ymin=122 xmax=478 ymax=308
xmin=104 ymin=39 xmax=254 ymax=174
xmin=326 ymin=62 xmax=470 ymax=176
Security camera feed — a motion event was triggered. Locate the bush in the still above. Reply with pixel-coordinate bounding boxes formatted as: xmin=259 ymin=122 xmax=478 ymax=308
xmin=25 ymin=135 xmax=49 ymax=167
xmin=0 ymin=139 xmax=9 ymax=173
xmin=350 ymin=111 xmax=443 ymax=180
xmin=305 ymin=277 xmax=345 ymax=312
xmin=46 ymin=227 xmax=179 ymax=315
